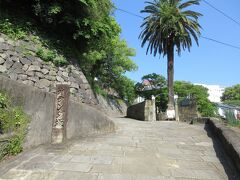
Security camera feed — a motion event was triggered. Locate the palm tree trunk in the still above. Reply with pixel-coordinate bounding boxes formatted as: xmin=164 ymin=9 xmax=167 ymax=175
xmin=167 ymin=43 xmax=174 ymax=110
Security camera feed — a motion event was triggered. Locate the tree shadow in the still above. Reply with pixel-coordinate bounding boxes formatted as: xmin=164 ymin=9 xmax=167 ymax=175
xmin=204 ymin=124 xmax=240 ymax=180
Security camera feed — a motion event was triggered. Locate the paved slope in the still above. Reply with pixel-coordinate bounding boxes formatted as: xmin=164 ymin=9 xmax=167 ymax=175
xmin=0 ymin=117 xmax=238 ymax=180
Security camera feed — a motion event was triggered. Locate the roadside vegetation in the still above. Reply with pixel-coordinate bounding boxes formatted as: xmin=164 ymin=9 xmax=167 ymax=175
xmin=0 ymin=92 xmax=29 ymax=160
xmin=221 ymin=84 xmax=240 ymax=107
xmin=220 ymin=84 xmax=240 ymax=128
xmin=135 ymin=74 xmax=216 ymax=117
xmin=224 ymin=111 xmax=240 ymax=128
xmin=0 ymin=0 xmax=137 ymax=104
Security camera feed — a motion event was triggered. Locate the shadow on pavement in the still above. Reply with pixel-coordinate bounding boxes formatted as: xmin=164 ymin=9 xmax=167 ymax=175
xmin=204 ymin=124 xmax=240 ymax=180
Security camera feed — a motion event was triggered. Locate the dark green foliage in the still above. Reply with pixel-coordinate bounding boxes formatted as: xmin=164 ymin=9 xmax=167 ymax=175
xmin=0 ymin=0 xmax=137 ymax=100
xmin=135 ymin=73 xmax=168 ymax=112
xmin=0 ymin=92 xmax=29 ymax=160
xmin=139 ymin=0 xmax=202 ymax=56
xmin=113 ymin=76 xmax=137 ymax=104
xmin=221 ymin=84 xmax=240 ymax=105
xmin=174 ymin=81 xmax=216 ymax=117
xmin=36 ymin=48 xmax=68 ymax=66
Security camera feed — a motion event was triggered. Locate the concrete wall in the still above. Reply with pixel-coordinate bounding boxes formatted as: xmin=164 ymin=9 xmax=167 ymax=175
xmin=0 ymin=75 xmax=54 ymax=149
xmin=127 ymin=100 xmax=156 ymax=121
xmin=67 ymin=101 xmax=115 ymax=139
xmin=127 ymin=101 xmax=145 ymax=121
xmin=207 ymin=118 xmax=240 ymax=174
xmin=0 ymin=76 xmax=115 ymax=149
xmin=97 ymin=95 xmax=128 ymax=117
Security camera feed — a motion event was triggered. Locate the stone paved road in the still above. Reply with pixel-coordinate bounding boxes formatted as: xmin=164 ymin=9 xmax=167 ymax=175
xmin=0 ymin=117 xmax=239 ymax=180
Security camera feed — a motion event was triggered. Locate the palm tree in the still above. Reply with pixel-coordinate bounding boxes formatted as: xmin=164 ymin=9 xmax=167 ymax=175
xmin=139 ymin=0 xmax=202 ymax=115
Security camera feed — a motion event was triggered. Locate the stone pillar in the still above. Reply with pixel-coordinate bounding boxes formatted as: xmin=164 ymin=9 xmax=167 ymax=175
xmin=52 ymin=84 xmax=69 ymax=144
xmin=144 ymin=99 xmax=156 ymax=121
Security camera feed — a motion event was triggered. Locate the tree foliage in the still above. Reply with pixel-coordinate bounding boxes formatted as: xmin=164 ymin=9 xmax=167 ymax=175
xmin=174 ymin=81 xmax=216 ymax=117
xmin=0 ymin=0 xmax=137 ymax=102
xmin=135 ymin=73 xmax=168 ymax=112
xmin=221 ymin=84 xmax=240 ymax=102
xmin=139 ymin=0 xmax=202 ymax=109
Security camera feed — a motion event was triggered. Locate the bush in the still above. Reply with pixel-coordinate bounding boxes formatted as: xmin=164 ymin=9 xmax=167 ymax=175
xmin=0 ymin=92 xmax=29 ymax=160
xmin=36 ymin=48 xmax=68 ymax=66
xmin=0 ymin=18 xmax=28 ymax=40
xmin=225 ymin=111 xmax=240 ymax=128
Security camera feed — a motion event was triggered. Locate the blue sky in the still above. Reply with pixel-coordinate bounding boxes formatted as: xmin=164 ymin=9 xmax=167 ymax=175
xmin=112 ymin=0 xmax=240 ymax=87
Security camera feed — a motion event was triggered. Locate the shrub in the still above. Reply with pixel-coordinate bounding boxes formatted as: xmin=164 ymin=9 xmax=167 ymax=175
xmin=36 ymin=47 xmax=68 ymax=66
xmin=225 ymin=110 xmax=240 ymax=128
xmin=0 ymin=92 xmax=29 ymax=160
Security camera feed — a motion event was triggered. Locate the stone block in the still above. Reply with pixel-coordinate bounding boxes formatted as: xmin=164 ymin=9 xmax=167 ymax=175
xmin=49 ymin=70 xmax=57 ymax=76
xmin=28 ymin=65 xmax=40 ymax=72
xmin=70 ymin=82 xmax=79 ymax=89
xmin=12 ymin=62 xmax=23 ymax=70
xmin=0 ymin=53 xmax=7 ymax=59
xmin=17 ymin=74 xmax=28 ymax=80
xmin=35 ymin=72 xmax=44 ymax=78
xmin=9 ymin=73 xmax=18 ymax=81
xmin=70 ymin=88 xmax=78 ymax=94
xmin=56 ymin=76 xmax=64 ymax=82
xmin=55 ymin=172 xmax=98 ymax=180
xmin=0 ymin=65 xmax=7 ymax=73
xmin=26 ymin=70 xmax=35 ymax=76
xmin=54 ymin=163 xmax=92 ymax=172
xmin=69 ymin=77 xmax=76 ymax=83
xmin=41 ymin=68 xmax=49 ymax=75
xmin=58 ymin=71 xmax=63 ymax=76
xmin=28 ymin=76 xmax=39 ymax=82
xmin=45 ymin=75 xmax=56 ymax=81
xmin=22 ymin=64 xmax=29 ymax=71
xmin=10 ymin=56 xmax=19 ymax=62
xmin=22 ymin=80 xmax=34 ymax=86
xmin=0 ymin=57 xmax=4 ymax=64
xmin=20 ymin=58 xmax=31 ymax=65
xmin=62 ymin=72 xmax=68 ymax=77
xmin=4 ymin=59 xmax=13 ymax=69
xmin=36 ymin=79 xmax=51 ymax=88
xmin=32 ymin=61 xmax=42 ymax=67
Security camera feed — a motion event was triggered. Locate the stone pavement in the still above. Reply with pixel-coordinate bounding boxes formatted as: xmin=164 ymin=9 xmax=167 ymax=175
xmin=0 ymin=117 xmax=239 ymax=180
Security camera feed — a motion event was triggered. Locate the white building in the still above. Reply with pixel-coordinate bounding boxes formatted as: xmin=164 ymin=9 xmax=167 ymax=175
xmin=194 ymin=84 xmax=225 ymax=103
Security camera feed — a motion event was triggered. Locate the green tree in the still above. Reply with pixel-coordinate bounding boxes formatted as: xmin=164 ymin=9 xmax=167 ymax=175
xmin=174 ymin=81 xmax=216 ymax=117
xmin=221 ymin=84 xmax=240 ymax=106
xmin=0 ymin=0 xmax=138 ymax=102
xmin=139 ymin=0 xmax=202 ymax=112
xmin=135 ymin=73 xmax=168 ymax=111
xmin=114 ymin=76 xmax=137 ymax=104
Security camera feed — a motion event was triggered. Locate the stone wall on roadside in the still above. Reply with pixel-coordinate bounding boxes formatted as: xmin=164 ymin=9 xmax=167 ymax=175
xmin=96 ymin=95 xmax=128 ymax=117
xmin=0 ymin=33 xmax=97 ymax=105
xmin=0 ymin=76 xmax=115 ymax=149
xmin=178 ymin=98 xmax=199 ymax=122
xmin=127 ymin=100 xmax=156 ymax=121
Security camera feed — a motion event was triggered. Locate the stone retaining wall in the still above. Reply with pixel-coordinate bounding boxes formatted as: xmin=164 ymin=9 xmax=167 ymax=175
xmin=207 ymin=118 xmax=240 ymax=173
xmin=0 ymin=33 xmax=96 ymax=105
xmin=127 ymin=100 xmax=156 ymax=121
xmin=178 ymin=99 xmax=199 ymax=122
xmin=0 ymin=76 xmax=115 ymax=149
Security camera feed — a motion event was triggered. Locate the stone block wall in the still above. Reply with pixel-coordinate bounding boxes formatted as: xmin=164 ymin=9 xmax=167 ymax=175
xmin=127 ymin=100 xmax=156 ymax=121
xmin=0 ymin=76 xmax=115 ymax=149
xmin=0 ymin=33 xmax=96 ymax=105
